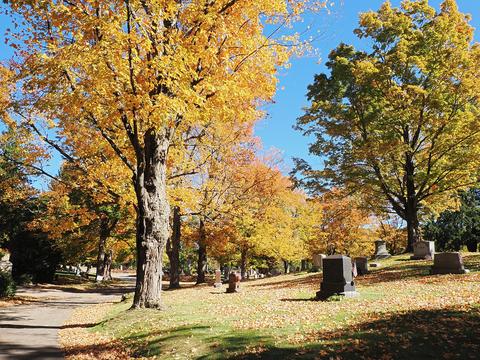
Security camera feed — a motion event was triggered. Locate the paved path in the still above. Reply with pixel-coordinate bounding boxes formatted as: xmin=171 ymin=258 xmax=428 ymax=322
xmin=0 ymin=281 xmax=133 ymax=360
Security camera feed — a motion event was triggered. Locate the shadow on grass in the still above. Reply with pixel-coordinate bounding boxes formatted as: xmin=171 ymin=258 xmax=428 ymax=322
xmin=248 ymin=274 xmax=321 ymax=290
xmin=79 ymin=304 xmax=480 ymax=359
xmin=463 ymin=253 xmax=480 ymax=272
xmin=280 ymin=297 xmax=316 ymax=302
xmin=226 ymin=306 xmax=480 ymax=359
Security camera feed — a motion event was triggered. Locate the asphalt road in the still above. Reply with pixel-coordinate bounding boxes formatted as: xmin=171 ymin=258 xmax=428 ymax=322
xmin=0 ymin=279 xmax=132 ymax=359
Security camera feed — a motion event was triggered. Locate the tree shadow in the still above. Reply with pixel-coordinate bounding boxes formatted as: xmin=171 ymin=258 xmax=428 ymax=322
xmin=248 ymin=274 xmax=321 ymax=290
xmin=223 ymin=306 xmax=480 ymax=359
xmin=0 ymin=341 xmax=64 ymax=360
xmin=280 ymin=297 xmax=316 ymax=302
xmin=463 ymin=253 xmax=480 ymax=272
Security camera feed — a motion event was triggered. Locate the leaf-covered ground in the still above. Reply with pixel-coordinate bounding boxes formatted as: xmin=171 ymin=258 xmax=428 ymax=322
xmin=61 ymin=254 xmax=480 ymax=359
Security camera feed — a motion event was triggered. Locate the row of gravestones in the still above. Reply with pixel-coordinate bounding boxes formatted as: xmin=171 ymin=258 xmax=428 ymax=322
xmin=216 ymin=240 xmax=470 ymax=296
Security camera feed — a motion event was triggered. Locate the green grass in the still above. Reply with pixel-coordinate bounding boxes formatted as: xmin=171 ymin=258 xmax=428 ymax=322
xmin=89 ymin=253 xmax=480 ymax=359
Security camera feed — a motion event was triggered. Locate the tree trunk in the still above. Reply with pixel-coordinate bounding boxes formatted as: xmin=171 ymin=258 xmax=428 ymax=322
xmin=103 ymin=250 xmax=113 ymax=281
xmin=166 ymin=206 xmax=181 ymax=289
xmin=95 ymin=216 xmax=109 ymax=281
xmin=240 ymin=247 xmax=248 ymax=280
xmin=196 ymin=218 xmax=207 ymax=284
xmin=405 ymin=151 xmax=420 ymax=253
xmin=185 ymin=257 xmax=192 ymax=276
xmin=132 ymin=129 xmax=170 ymax=309
xmin=301 ymin=259 xmax=307 ymax=271
xmin=283 ymin=260 xmax=290 ymax=274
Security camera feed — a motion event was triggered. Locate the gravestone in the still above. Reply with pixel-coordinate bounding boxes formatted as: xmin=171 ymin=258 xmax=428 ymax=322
xmin=312 ymin=254 xmax=326 ymax=271
xmin=213 ymin=269 xmax=222 ymax=288
xmin=316 ymin=255 xmax=359 ymax=300
xmin=411 ymin=241 xmax=435 ymax=260
xmin=373 ymin=240 xmax=391 ymax=259
xmin=430 ymin=252 xmax=469 ymax=275
xmin=354 ymin=257 xmax=368 ymax=276
xmin=226 ymin=272 xmax=241 ymax=293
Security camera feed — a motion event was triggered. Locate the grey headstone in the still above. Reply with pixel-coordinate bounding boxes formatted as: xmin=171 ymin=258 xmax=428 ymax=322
xmin=354 ymin=257 xmax=368 ymax=275
xmin=373 ymin=240 xmax=391 ymax=259
xmin=213 ymin=269 xmax=222 ymax=288
xmin=411 ymin=241 xmax=435 ymax=260
xmin=316 ymin=255 xmax=359 ymax=300
xmin=312 ymin=254 xmax=326 ymax=270
xmin=430 ymin=252 xmax=469 ymax=275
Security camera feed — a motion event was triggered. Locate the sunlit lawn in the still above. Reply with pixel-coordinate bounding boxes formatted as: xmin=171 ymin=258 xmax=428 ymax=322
xmin=83 ymin=254 xmax=480 ymax=359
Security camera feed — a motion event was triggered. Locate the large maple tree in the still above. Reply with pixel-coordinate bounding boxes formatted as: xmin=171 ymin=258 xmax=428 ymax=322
xmin=296 ymin=0 xmax=480 ymax=251
xmin=2 ymin=0 xmax=321 ymax=308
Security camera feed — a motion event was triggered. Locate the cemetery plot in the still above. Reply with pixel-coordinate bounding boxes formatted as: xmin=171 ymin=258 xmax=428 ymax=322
xmin=62 ymin=253 xmax=480 ymax=360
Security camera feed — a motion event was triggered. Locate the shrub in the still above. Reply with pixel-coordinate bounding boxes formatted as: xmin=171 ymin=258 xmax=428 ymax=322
xmin=15 ymin=273 xmax=33 ymax=286
xmin=0 ymin=271 xmax=16 ymax=298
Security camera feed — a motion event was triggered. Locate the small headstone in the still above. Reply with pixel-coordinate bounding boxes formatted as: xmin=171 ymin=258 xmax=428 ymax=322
xmin=410 ymin=241 xmax=435 ymax=260
xmin=373 ymin=240 xmax=391 ymax=259
xmin=213 ymin=269 xmax=222 ymax=288
xmin=312 ymin=254 xmax=326 ymax=271
xmin=226 ymin=272 xmax=241 ymax=293
xmin=354 ymin=257 xmax=368 ymax=275
xmin=430 ymin=252 xmax=469 ymax=275
xmin=316 ymin=255 xmax=359 ymax=300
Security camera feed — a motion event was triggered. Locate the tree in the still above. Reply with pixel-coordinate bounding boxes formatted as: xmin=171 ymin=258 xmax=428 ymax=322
xmin=295 ymin=0 xmax=480 ymax=251
xmin=3 ymin=0 xmax=320 ymax=308
xmin=310 ymin=188 xmax=374 ymax=257
xmin=33 ymin=170 xmax=135 ymax=281
xmin=227 ymin=156 xmax=310 ymax=278
xmin=423 ymin=188 xmax=480 ymax=252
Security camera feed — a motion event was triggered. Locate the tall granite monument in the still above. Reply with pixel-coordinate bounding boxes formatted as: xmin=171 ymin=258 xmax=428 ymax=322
xmin=316 ymin=255 xmax=358 ymax=300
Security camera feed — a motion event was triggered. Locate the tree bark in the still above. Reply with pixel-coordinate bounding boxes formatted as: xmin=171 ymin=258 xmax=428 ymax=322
xmin=301 ymin=259 xmax=307 ymax=271
xmin=283 ymin=260 xmax=290 ymax=274
xmin=95 ymin=216 xmax=110 ymax=281
xmin=405 ymin=151 xmax=420 ymax=252
xmin=166 ymin=206 xmax=181 ymax=289
xmin=132 ymin=129 xmax=170 ymax=309
xmin=240 ymin=247 xmax=248 ymax=280
xmin=103 ymin=249 xmax=113 ymax=281
xmin=196 ymin=218 xmax=207 ymax=284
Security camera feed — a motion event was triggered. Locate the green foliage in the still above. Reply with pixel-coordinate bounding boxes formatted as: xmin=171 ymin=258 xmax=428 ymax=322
xmin=0 ymin=270 xmax=16 ymax=298
xmin=423 ymin=188 xmax=480 ymax=251
xmin=10 ymin=230 xmax=62 ymax=283
xmin=295 ymin=0 xmax=480 ymax=250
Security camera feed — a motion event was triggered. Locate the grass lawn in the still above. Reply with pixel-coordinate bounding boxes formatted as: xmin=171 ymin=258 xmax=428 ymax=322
xmin=63 ymin=254 xmax=480 ymax=359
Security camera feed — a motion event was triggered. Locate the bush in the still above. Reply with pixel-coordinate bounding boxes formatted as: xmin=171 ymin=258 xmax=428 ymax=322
xmin=15 ymin=273 xmax=33 ymax=286
xmin=0 ymin=271 xmax=16 ymax=298
xmin=10 ymin=230 xmax=62 ymax=283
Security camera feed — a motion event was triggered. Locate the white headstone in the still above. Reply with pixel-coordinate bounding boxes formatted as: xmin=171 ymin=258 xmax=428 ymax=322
xmin=411 ymin=241 xmax=435 ymax=260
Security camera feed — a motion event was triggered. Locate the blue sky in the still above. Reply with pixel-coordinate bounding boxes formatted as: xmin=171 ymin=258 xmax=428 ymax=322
xmin=1 ymin=1 xmax=479 ymax=184
xmin=256 ymin=0 xmax=480 ymax=172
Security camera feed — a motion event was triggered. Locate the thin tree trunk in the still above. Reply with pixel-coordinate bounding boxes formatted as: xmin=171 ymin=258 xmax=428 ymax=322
xmin=405 ymin=151 xmax=419 ymax=252
xmin=283 ymin=260 xmax=290 ymax=274
xmin=196 ymin=218 xmax=207 ymax=284
xmin=95 ymin=216 xmax=110 ymax=281
xmin=103 ymin=250 xmax=113 ymax=281
xmin=132 ymin=129 xmax=170 ymax=309
xmin=166 ymin=206 xmax=181 ymax=289
xmin=301 ymin=260 xmax=307 ymax=271
xmin=240 ymin=247 xmax=248 ymax=280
